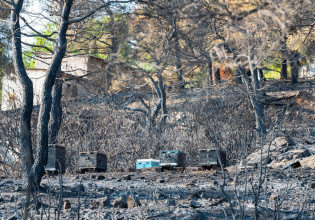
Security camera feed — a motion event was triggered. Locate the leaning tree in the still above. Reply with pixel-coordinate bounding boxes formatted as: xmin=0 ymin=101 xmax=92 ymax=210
xmin=2 ymin=0 xmax=132 ymax=190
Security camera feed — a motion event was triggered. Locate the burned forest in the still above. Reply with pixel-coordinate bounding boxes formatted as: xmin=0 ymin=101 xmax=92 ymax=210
xmin=0 ymin=0 xmax=314 ymax=219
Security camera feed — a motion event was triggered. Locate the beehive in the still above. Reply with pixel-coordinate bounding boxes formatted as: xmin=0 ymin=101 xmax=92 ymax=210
xmin=199 ymin=149 xmax=226 ymax=167
xmin=45 ymin=145 xmax=66 ymax=173
xmin=79 ymin=152 xmax=107 ymax=171
xmin=159 ymin=150 xmax=186 ymax=168
xmin=136 ymin=159 xmax=160 ymax=169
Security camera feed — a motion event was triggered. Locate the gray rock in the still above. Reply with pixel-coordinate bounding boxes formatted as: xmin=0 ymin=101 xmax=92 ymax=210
xmin=113 ymin=196 xmax=127 ymax=208
xmin=64 ymin=200 xmax=71 ymax=209
xmin=126 ymin=195 xmax=141 ymax=208
xmin=123 ymin=175 xmax=131 ymax=180
xmin=274 ymin=136 xmax=295 ymax=148
xmin=97 ymin=175 xmax=106 ymax=180
xmin=189 ymin=192 xmax=201 ymax=199
xmin=281 ymin=160 xmax=301 ymax=170
xmin=15 ymin=185 xmax=22 ymax=192
xmin=5 ymin=180 xmax=13 ymax=185
xmin=200 ymin=192 xmax=212 ymax=200
xmin=90 ymin=196 xmax=112 ymax=209
xmin=157 ymin=178 xmax=165 ymax=183
xmin=116 ymin=215 xmax=124 ymax=220
xmin=166 ymin=198 xmax=176 ymax=206
xmin=304 ymin=137 xmax=315 ymax=144
xmin=90 ymin=174 xmax=97 ymax=179
xmin=190 ymin=200 xmax=201 ymax=208
xmin=78 ymin=184 xmax=85 ymax=192
xmin=308 ymin=182 xmax=315 ymax=189
xmin=270 ymin=194 xmax=280 ymax=201
xmin=74 ymin=175 xmax=80 ymax=180
xmin=156 ymin=193 xmax=167 ymax=200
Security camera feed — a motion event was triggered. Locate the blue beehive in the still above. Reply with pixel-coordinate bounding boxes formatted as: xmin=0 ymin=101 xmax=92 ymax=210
xmin=136 ymin=159 xmax=160 ymax=169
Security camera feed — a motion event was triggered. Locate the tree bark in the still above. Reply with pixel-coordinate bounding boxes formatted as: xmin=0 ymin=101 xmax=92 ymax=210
xmin=105 ymin=7 xmax=119 ymax=92
xmin=240 ymin=66 xmax=266 ymax=134
xmin=258 ymin=69 xmax=265 ymax=81
xmin=234 ymin=67 xmax=243 ymax=84
xmin=247 ymin=56 xmax=266 ymax=134
xmin=157 ymin=71 xmax=167 ymax=125
xmin=207 ymin=62 xmax=213 ymax=85
xmin=289 ymin=50 xmax=299 ymax=84
xmin=213 ymin=66 xmax=221 ymax=85
xmin=280 ymin=37 xmax=288 ymax=80
xmin=174 ymin=32 xmax=184 ymax=89
xmin=29 ymin=0 xmax=73 ymax=187
xmin=49 ymin=69 xmax=63 ymax=144
xmin=280 ymin=58 xmax=288 ymax=80
xmin=10 ymin=0 xmax=34 ymax=187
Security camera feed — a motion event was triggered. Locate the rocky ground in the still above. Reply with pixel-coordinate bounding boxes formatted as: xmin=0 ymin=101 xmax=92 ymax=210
xmin=0 ymin=80 xmax=314 ymax=219
xmin=0 ymin=144 xmax=314 ymax=220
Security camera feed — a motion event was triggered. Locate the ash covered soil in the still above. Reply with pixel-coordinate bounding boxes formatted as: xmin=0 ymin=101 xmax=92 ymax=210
xmin=0 ymin=80 xmax=314 ymax=219
xmin=0 ymin=166 xmax=314 ymax=219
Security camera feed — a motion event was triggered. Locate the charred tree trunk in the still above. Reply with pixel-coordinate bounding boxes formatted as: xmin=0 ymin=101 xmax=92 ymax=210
xmin=234 ymin=67 xmax=243 ymax=84
xmin=49 ymin=69 xmax=63 ymax=144
xmin=213 ymin=66 xmax=221 ymax=85
xmin=207 ymin=62 xmax=213 ymax=85
xmin=174 ymin=33 xmax=184 ymax=89
xmin=259 ymin=69 xmax=265 ymax=81
xmin=10 ymin=0 xmax=34 ymax=186
xmin=289 ymin=50 xmax=299 ymax=84
xmin=29 ymin=0 xmax=73 ymax=187
xmin=248 ymin=57 xmax=266 ymax=134
xmin=280 ymin=37 xmax=288 ymax=80
xmin=157 ymin=71 xmax=167 ymax=125
xmin=240 ymin=66 xmax=266 ymax=134
xmin=280 ymin=58 xmax=288 ymax=80
xmin=105 ymin=7 xmax=119 ymax=92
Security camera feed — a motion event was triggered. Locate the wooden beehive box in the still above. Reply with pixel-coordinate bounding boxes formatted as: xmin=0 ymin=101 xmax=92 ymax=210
xmin=45 ymin=145 xmax=66 ymax=173
xmin=79 ymin=152 xmax=107 ymax=172
xmin=159 ymin=150 xmax=186 ymax=168
xmin=199 ymin=149 xmax=226 ymax=167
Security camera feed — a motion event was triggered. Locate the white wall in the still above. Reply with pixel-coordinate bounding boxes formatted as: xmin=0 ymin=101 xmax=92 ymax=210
xmin=299 ymin=61 xmax=315 ymax=79
xmin=35 ymin=55 xmax=89 ymax=77
xmin=1 ymin=70 xmax=46 ymax=111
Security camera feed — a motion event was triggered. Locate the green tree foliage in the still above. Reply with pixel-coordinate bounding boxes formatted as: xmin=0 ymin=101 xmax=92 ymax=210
xmin=22 ymin=23 xmax=57 ymax=68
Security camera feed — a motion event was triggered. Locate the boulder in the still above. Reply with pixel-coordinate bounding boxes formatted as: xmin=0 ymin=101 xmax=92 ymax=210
xmin=308 ymin=182 xmax=315 ymax=189
xmin=269 ymin=194 xmax=280 ymax=202
xmin=90 ymin=197 xmax=111 ymax=209
xmin=64 ymin=200 xmax=71 ymax=210
xmin=97 ymin=175 xmax=106 ymax=180
xmin=126 ymin=195 xmax=141 ymax=208
xmin=123 ymin=175 xmax=132 ymax=181
xmin=156 ymin=178 xmax=165 ymax=183
xmin=166 ymin=198 xmax=176 ymax=206
xmin=281 ymin=160 xmax=301 ymax=170
xmin=274 ymin=137 xmax=295 ymax=148
xmin=113 ymin=196 xmax=127 ymax=208
xmin=190 ymin=200 xmax=201 ymax=208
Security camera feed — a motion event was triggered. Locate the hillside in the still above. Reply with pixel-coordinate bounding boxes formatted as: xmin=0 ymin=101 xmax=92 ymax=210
xmin=0 ymin=79 xmax=314 ymax=219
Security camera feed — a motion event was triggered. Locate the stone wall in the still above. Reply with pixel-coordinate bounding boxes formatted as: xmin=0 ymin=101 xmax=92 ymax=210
xmin=1 ymin=54 xmax=152 ymax=111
